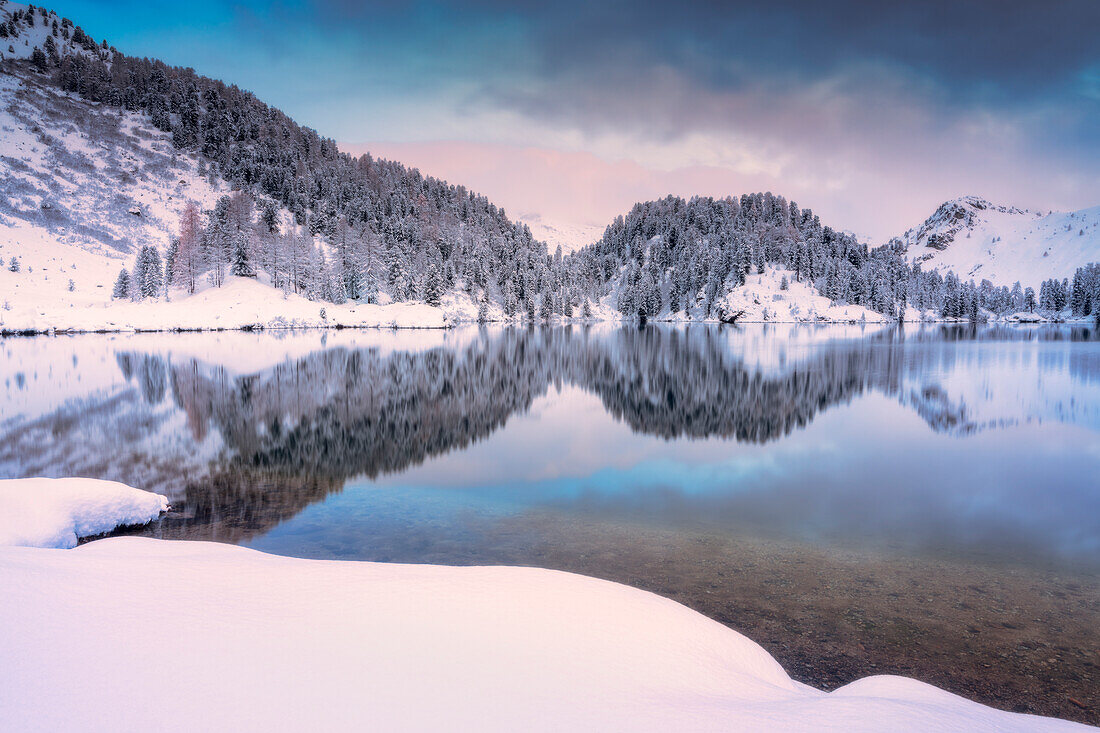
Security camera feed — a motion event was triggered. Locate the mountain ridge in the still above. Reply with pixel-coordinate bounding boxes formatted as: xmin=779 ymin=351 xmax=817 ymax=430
xmin=891 ymin=195 xmax=1100 ymax=288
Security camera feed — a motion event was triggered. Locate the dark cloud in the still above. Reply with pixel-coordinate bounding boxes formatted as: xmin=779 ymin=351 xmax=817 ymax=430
xmin=290 ymin=0 xmax=1100 ymax=165
xmin=302 ymin=0 xmax=1100 ymax=100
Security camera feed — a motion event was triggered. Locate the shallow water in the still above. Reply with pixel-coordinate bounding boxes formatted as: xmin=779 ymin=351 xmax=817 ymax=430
xmin=2 ymin=323 xmax=1098 ymax=721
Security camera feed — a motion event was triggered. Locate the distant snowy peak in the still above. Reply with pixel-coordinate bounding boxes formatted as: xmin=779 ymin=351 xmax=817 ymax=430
xmin=894 ymin=196 xmax=1100 ymax=287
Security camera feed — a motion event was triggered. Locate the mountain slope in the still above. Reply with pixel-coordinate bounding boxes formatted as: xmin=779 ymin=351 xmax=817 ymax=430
xmin=894 ymin=196 xmax=1100 ymax=287
xmin=0 ymin=2 xmax=547 ymax=331
xmin=0 ymin=66 xmax=231 ymax=318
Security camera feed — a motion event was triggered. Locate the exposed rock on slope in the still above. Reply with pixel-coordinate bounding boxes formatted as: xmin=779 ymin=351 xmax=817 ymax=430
xmin=893 ymin=196 xmax=1100 ymax=287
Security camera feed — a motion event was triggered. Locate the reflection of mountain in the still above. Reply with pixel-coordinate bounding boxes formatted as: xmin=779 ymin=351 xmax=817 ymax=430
xmin=2 ymin=324 xmax=1097 ymax=541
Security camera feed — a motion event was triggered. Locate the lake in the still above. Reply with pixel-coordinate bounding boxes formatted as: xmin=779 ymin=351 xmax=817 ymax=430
xmin=2 ymin=323 xmax=1098 ymax=723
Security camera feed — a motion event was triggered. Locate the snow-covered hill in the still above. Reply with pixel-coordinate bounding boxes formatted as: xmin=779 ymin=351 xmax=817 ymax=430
xmin=0 ymin=64 xmax=236 ymax=324
xmin=0 ymin=50 xmax=480 ymax=331
xmin=894 ymin=196 xmax=1100 ymax=287
xmin=0 ymin=3 xmax=549 ymax=332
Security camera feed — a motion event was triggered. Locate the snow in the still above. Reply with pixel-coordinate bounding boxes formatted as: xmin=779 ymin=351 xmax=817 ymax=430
xmin=0 ymin=4 xmax=103 ymax=65
xmin=0 ymin=477 xmax=167 ymax=548
xmin=1005 ymin=311 xmax=1047 ymax=323
xmin=896 ymin=196 xmax=1100 ymax=288
xmin=709 ymin=268 xmax=897 ymax=323
xmin=0 ymin=535 xmax=1086 ymax=732
xmin=0 ymin=477 xmax=1089 ymax=731
xmin=655 ymin=267 xmax=921 ymax=324
xmin=0 ymin=274 xmax=470 ymax=332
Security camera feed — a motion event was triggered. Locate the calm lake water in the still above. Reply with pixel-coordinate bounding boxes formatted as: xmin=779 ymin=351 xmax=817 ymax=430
xmin=2 ymin=323 xmax=1099 ymax=721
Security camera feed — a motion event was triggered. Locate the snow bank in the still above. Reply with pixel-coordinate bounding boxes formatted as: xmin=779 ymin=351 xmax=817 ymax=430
xmin=1004 ymin=311 xmax=1048 ymax=323
xmin=0 ymin=275 xmax=467 ymax=333
xmin=0 ymin=537 xmax=1086 ymax=732
xmin=708 ymin=268 xmax=896 ymax=323
xmin=0 ymin=478 xmax=167 ymax=548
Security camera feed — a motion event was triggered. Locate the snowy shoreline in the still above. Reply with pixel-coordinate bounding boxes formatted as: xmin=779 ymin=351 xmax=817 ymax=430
xmin=4 ymin=267 xmax=1088 ymax=337
xmin=2 ymin=314 xmax=1088 ymax=337
xmin=0 ymin=477 xmax=1091 ymax=731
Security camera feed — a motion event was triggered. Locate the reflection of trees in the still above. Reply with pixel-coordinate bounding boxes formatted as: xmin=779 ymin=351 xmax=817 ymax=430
xmin=574 ymin=327 xmax=902 ymax=441
xmin=4 ymin=323 xmax=1095 ymax=542
xmin=133 ymin=471 xmax=344 ymax=545
xmin=141 ymin=326 xmax=962 ymax=490
xmin=171 ymin=333 xmax=558 ymax=481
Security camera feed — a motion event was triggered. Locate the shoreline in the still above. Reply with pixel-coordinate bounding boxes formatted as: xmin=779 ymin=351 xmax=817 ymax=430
xmin=107 ymin=505 xmax=1100 ymax=725
xmin=462 ymin=512 xmax=1100 ymax=726
xmin=2 ymin=316 xmax=1092 ymax=337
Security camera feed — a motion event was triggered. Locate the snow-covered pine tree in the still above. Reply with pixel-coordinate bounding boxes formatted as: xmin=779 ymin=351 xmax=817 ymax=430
xmin=668 ymin=279 xmax=681 ymax=313
xmin=112 ymin=268 xmax=131 ymax=299
xmin=640 ymin=269 xmax=661 ymax=317
xmin=130 ymin=251 xmax=147 ymax=301
xmin=164 ymin=239 xmax=179 ymax=295
xmin=386 ymin=244 xmax=409 ymax=302
xmin=617 ymin=271 xmax=635 ymax=315
xmin=362 ymin=261 xmax=378 ymax=304
xmin=230 ymin=230 xmax=255 ymax=278
xmin=140 ymin=246 xmax=162 ymax=298
xmin=423 ymin=264 xmax=443 ymax=307
xmin=31 ymin=46 xmax=47 ymax=72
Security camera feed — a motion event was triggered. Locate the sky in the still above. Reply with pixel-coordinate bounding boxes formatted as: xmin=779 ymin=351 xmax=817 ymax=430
xmin=48 ymin=0 xmax=1100 ymax=244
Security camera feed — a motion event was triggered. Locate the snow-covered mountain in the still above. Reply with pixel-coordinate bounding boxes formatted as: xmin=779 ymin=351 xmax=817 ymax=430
xmin=894 ymin=196 xmax=1100 ymax=287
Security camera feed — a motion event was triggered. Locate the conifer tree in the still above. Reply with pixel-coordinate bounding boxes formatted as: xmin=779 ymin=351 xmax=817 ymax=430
xmin=138 ymin=246 xmax=162 ymax=298
xmin=503 ymin=281 xmax=517 ymax=317
xmin=230 ymin=231 xmax=255 ymax=278
xmin=112 ymin=268 xmax=131 ymax=299
xmin=540 ymin=292 xmax=553 ymax=320
xmin=164 ymin=239 xmax=179 ymax=295
xmin=423 ymin=264 xmax=443 ymax=307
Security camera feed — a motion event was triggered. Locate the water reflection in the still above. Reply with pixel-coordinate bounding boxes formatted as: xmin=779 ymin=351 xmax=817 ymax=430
xmin=1 ymin=323 xmax=1098 ymax=564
